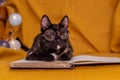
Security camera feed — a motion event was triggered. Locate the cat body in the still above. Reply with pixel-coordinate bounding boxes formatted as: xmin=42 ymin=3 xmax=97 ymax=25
xmin=26 ymin=15 xmax=73 ymax=61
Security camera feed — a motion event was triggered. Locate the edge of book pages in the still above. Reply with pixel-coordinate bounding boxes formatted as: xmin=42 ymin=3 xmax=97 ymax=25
xmin=10 ymin=55 xmax=120 ymax=69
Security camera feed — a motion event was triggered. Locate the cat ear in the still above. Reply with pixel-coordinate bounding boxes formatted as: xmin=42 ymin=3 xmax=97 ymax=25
xmin=41 ymin=15 xmax=51 ymax=30
xmin=60 ymin=15 xmax=69 ymax=28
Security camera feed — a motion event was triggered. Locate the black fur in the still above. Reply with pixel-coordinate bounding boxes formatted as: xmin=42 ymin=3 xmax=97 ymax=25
xmin=26 ymin=15 xmax=73 ymax=61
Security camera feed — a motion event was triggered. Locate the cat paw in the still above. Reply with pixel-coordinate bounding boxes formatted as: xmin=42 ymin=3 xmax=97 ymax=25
xmin=58 ymin=54 xmax=71 ymax=61
xmin=40 ymin=55 xmax=55 ymax=61
xmin=26 ymin=54 xmax=38 ymax=60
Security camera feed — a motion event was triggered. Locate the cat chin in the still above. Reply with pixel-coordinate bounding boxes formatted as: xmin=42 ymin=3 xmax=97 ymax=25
xmin=57 ymin=45 xmax=61 ymax=50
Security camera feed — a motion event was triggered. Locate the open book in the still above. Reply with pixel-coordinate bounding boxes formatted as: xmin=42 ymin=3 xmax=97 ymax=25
xmin=10 ymin=55 xmax=120 ymax=69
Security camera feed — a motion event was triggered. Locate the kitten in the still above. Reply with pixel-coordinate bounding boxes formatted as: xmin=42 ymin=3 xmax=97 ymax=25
xmin=26 ymin=15 xmax=73 ymax=61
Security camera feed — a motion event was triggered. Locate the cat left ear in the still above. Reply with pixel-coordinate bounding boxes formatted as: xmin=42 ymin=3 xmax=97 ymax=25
xmin=60 ymin=15 xmax=69 ymax=28
xmin=41 ymin=15 xmax=51 ymax=30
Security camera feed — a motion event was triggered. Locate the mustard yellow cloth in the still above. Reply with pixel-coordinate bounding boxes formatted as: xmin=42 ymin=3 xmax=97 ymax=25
xmin=1 ymin=0 xmax=120 ymax=80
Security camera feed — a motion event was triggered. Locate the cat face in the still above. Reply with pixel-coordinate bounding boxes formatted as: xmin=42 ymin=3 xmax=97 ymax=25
xmin=41 ymin=15 xmax=69 ymax=46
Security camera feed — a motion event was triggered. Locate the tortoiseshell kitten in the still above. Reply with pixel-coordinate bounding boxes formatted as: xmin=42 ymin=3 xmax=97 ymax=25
xmin=26 ymin=15 xmax=73 ymax=61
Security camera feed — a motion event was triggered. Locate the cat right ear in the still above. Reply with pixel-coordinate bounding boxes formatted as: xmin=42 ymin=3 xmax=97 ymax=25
xmin=41 ymin=15 xmax=51 ymax=30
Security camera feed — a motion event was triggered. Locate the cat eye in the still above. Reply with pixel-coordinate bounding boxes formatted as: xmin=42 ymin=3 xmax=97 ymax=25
xmin=43 ymin=29 xmax=69 ymax=41
xmin=43 ymin=30 xmax=55 ymax=41
xmin=45 ymin=30 xmax=54 ymax=35
xmin=58 ymin=32 xmax=69 ymax=39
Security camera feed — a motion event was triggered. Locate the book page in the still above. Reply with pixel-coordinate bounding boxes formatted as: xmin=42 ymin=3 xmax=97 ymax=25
xmin=69 ymin=55 xmax=120 ymax=63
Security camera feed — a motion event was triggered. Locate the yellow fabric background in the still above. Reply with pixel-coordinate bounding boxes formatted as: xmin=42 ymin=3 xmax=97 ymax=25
xmin=1 ymin=0 xmax=120 ymax=80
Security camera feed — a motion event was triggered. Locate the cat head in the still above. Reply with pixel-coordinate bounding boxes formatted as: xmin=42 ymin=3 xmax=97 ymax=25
xmin=40 ymin=15 xmax=69 ymax=43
